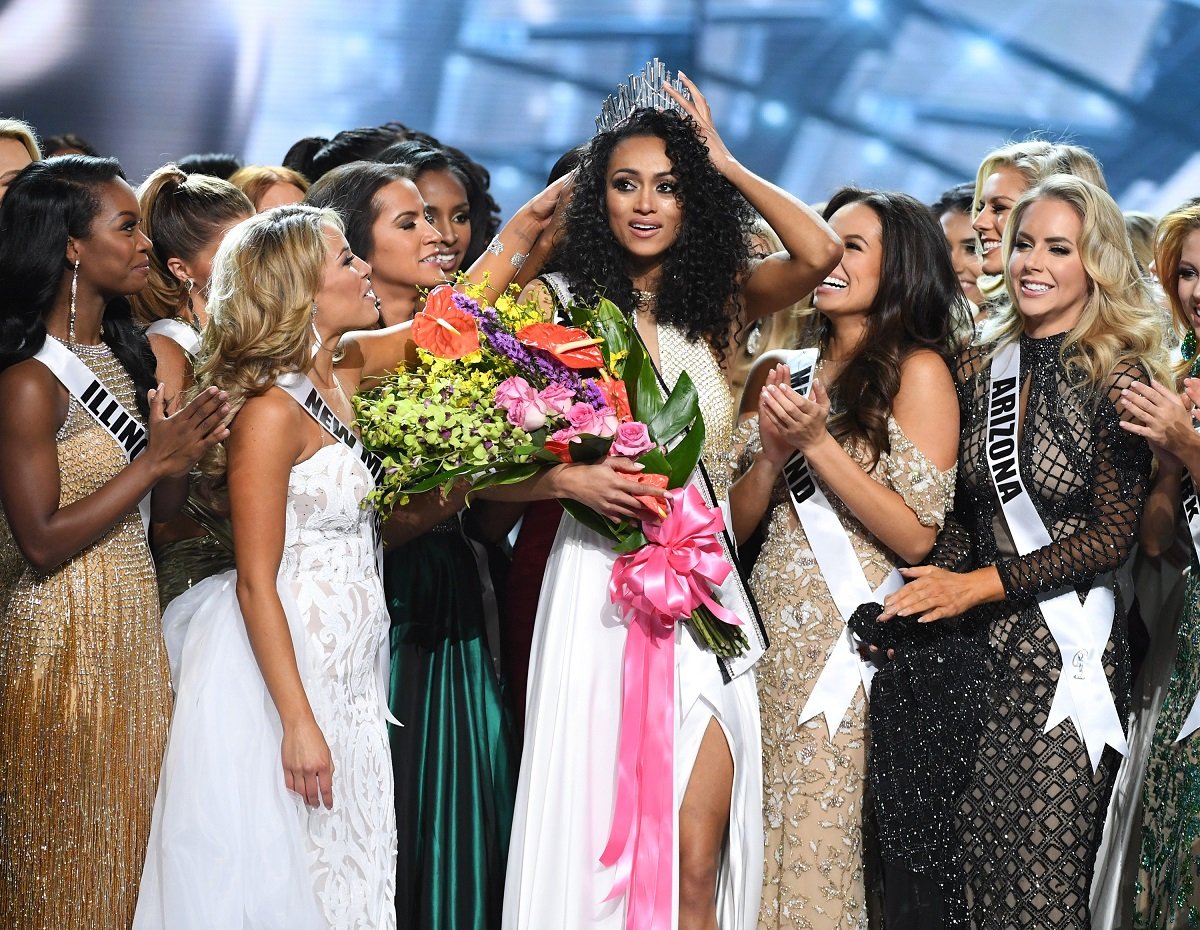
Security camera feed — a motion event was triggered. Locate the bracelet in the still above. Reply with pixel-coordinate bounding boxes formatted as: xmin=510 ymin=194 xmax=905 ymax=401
xmin=510 ymin=250 xmax=528 ymax=269
xmin=486 ymin=236 xmax=504 ymax=256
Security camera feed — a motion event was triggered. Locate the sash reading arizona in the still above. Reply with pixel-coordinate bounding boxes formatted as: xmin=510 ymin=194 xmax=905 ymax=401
xmin=988 ymin=376 xmax=1022 ymax=504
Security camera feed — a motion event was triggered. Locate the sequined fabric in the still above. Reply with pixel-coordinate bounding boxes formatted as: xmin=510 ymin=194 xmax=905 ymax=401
xmin=1134 ymin=554 xmax=1200 ymax=929
xmin=0 ymin=341 xmax=170 ymax=929
xmin=935 ymin=333 xmax=1150 ymax=929
xmin=739 ymin=416 xmax=956 ymax=930
xmin=657 ymin=321 xmax=737 ymax=498
xmin=0 ymin=507 xmax=21 ymax=615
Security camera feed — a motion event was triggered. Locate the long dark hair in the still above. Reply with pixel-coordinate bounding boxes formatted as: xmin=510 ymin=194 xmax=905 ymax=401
xmin=814 ymin=187 xmax=969 ymax=461
xmin=378 ymin=139 xmax=502 ymax=267
xmin=0 ymin=155 xmax=157 ymax=417
xmin=304 ymin=161 xmax=412 ymax=261
xmin=550 ymin=107 xmax=754 ymax=363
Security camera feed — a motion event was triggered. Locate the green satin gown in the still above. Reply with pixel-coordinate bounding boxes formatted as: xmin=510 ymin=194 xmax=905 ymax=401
xmin=385 ymin=518 xmax=517 ymax=930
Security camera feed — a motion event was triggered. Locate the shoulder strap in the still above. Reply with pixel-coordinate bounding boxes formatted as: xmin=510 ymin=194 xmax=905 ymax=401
xmin=146 ymin=318 xmax=201 ymax=357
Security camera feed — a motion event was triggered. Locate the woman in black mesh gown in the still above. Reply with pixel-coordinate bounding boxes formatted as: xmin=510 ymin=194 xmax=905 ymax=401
xmin=877 ymin=174 xmax=1166 ymax=928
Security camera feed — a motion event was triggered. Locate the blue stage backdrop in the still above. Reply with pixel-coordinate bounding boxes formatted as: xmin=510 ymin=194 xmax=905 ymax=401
xmin=1 ymin=0 xmax=1197 ymax=217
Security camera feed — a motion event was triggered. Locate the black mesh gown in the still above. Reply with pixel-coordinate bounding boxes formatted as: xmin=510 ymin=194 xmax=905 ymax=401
xmin=871 ymin=332 xmax=1152 ymax=929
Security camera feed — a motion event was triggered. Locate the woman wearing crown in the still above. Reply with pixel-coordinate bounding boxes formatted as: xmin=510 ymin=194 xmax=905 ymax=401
xmin=481 ymin=67 xmax=841 ymax=930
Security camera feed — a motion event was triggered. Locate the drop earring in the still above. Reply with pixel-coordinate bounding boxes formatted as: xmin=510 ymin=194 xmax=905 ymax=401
xmin=1184 ymin=330 xmax=1198 ymax=361
xmin=69 ymin=258 xmax=79 ymax=345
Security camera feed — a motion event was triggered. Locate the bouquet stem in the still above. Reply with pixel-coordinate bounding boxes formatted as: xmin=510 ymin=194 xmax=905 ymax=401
xmin=684 ymin=606 xmax=749 ymax=658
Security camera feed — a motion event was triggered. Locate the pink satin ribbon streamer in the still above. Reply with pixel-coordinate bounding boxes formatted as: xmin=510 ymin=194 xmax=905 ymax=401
xmin=601 ymin=485 xmax=740 ymax=929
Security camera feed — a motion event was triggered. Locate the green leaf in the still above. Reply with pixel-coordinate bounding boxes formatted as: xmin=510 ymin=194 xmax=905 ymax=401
xmin=568 ymin=433 xmax=614 ymax=464
xmin=613 ymin=530 xmax=649 ymax=554
xmin=648 ymin=371 xmax=700 ymax=446
xmin=663 ymin=418 xmax=705 ymax=488
xmin=559 ymin=499 xmax=621 ymax=541
xmin=624 ymin=337 xmax=663 ymax=425
xmin=468 ymin=462 xmax=544 ymax=494
xmin=586 ymin=299 xmax=632 ymax=373
xmin=634 ymin=448 xmax=671 ymax=476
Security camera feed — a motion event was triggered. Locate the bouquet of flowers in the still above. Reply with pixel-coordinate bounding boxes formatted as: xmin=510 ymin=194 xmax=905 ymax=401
xmin=354 ymin=280 xmax=747 ymax=657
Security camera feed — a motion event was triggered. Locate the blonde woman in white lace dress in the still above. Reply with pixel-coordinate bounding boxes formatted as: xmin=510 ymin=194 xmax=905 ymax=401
xmin=730 ymin=189 xmax=966 ymax=930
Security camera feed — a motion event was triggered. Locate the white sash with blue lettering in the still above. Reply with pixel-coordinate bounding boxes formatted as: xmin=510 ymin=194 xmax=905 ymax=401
xmin=146 ymin=318 xmax=201 ymax=357
xmin=33 ymin=336 xmax=152 ymax=536
xmin=987 ymin=341 xmax=1127 ymax=768
xmin=781 ymin=349 xmax=904 ymax=738
xmin=1173 ymin=452 xmax=1200 ymax=740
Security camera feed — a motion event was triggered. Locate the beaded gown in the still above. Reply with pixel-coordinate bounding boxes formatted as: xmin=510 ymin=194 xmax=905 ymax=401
xmin=742 ymin=415 xmax=956 ymax=930
xmin=0 ymin=340 xmax=171 ymax=929
xmin=1134 ymin=547 xmax=1200 ymax=929
xmin=923 ymin=335 xmax=1150 ymax=928
xmin=135 ymin=435 xmax=396 ymax=929
xmin=502 ymin=319 xmax=764 ymax=930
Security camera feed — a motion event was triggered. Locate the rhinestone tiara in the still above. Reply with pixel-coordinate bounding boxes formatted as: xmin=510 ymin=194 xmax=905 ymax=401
xmin=594 ymin=58 xmax=693 ymax=134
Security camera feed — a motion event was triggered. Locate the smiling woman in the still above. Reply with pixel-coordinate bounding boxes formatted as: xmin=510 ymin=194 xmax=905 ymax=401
xmin=878 ymin=174 xmax=1168 ymax=927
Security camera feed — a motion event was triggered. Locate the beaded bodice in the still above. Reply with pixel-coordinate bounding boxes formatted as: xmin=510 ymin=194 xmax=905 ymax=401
xmin=933 ymin=333 xmax=1152 ymax=599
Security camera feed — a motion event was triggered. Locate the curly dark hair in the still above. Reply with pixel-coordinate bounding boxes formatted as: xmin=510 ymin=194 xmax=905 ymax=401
xmin=549 ymin=108 xmax=754 ymax=363
xmin=0 ymin=155 xmax=157 ymax=417
xmin=810 ymin=187 xmax=970 ymax=462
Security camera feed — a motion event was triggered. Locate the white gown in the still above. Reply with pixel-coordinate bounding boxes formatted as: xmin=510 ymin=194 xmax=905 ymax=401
xmin=134 ymin=441 xmax=397 ymax=930
xmin=502 ymin=318 xmax=764 ymax=930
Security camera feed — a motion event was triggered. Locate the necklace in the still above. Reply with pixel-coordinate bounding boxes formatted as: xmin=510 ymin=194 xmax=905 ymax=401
xmin=633 ymin=289 xmax=658 ymax=306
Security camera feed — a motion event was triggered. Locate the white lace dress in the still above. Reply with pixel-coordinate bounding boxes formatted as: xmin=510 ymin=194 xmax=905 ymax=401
xmin=134 ymin=441 xmax=396 ymax=930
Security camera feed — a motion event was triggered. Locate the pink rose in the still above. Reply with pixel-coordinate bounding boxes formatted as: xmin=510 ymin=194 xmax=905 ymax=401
xmin=596 ymin=407 xmax=619 ymax=438
xmin=506 ymin=400 xmax=547 ymax=432
xmin=538 ymin=383 xmax=575 ymax=415
xmin=495 ymin=376 xmax=535 ymax=412
xmin=565 ymin=402 xmax=605 ymax=435
xmin=550 ymin=426 xmax=580 ymax=443
xmin=610 ymin=420 xmax=655 ymax=457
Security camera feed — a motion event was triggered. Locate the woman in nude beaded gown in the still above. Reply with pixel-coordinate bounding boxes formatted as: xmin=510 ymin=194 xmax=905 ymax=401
xmin=730 ymin=188 xmax=964 ymax=930
xmin=0 ymin=155 xmax=229 ymax=929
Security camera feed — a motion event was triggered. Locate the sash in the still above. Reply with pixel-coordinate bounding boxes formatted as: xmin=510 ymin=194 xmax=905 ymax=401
xmin=146 ymin=317 xmax=201 ymax=357
xmin=1173 ymin=430 xmax=1200 ymax=741
xmin=276 ymin=371 xmax=386 ymax=490
xmin=33 ymin=337 xmax=152 ymax=535
xmin=782 ymin=349 xmax=905 ymax=738
xmin=986 ymin=341 xmax=1127 ymax=768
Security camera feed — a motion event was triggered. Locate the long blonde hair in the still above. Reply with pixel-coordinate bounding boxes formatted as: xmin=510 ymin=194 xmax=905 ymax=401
xmin=194 ymin=204 xmax=341 ymax=480
xmin=1156 ymin=198 xmax=1200 ymax=385
xmin=986 ymin=175 xmax=1168 ymax=394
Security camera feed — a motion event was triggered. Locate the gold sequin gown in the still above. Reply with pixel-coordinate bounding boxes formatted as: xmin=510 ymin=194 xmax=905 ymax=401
xmin=742 ymin=417 xmax=955 ymax=930
xmin=0 ymin=340 xmax=171 ymax=929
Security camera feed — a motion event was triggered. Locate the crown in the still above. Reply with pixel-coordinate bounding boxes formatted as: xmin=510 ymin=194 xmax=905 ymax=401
xmin=594 ymin=58 xmax=692 ymax=134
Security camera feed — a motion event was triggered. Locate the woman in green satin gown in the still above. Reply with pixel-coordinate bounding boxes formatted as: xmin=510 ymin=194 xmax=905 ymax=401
xmin=307 ymin=153 xmax=518 ymax=930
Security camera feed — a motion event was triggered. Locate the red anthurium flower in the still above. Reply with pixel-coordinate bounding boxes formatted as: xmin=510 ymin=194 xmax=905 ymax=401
xmin=543 ymin=439 xmax=574 ymax=463
xmin=517 ymin=322 xmax=605 ymax=369
xmin=596 ymin=376 xmax=632 ymax=422
xmin=618 ymin=471 xmax=670 ymax=519
xmin=412 ymin=287 xmax=480 ymax=359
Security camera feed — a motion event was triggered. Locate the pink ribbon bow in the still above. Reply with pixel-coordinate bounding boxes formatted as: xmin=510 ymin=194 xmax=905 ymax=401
xmin=601 ymin=485 xmax=741 ymax=929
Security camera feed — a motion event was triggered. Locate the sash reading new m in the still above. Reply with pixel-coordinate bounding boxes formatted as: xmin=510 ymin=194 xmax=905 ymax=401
xmin=781 ymin=349 xmax=905 ymax=738
xmin=276 ymin=372 xmax=386 ymax=490
xmin=146 ymin=318 xmax=201 ymax=357
xmin=986 ymin=341 xmax=1127 ymax=768
xmin=32 ymin=337 xmax=152 ymax=535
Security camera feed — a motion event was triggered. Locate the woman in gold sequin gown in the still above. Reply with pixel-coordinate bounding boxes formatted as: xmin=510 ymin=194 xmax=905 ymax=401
xmin=492 ymin=76 xmax=842 ymax=930
xmin=0 ymin=156 xmax=229 ymax=930
xmin=730 ymin=189 xmax=965 ymax=930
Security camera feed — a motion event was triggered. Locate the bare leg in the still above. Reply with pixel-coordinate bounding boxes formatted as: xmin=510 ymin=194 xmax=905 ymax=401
xmin=678 ymin=716 xmax=734 ymax=930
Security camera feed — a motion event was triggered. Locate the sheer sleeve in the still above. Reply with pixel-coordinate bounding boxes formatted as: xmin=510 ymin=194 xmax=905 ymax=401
xmin=995 ymin=360 xmax=1152 ymax=599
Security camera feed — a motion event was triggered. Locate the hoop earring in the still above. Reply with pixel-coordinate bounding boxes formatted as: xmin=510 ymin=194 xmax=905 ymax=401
xmin=69 ymin=259 xmax=79 ymax=345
